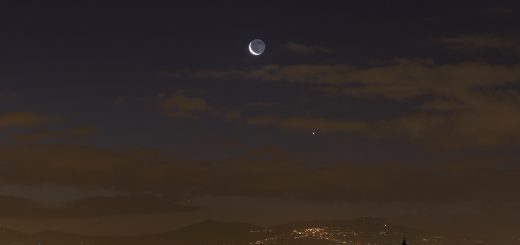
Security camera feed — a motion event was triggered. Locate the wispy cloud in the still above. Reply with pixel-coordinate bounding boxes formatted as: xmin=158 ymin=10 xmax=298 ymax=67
xmin=7 ymin=126 xmax=97 ymax=143
xmin=0 ymin=92 xmax=18 ymax=100
xmin=478 ymin=7 xmax=513 ymax=17
xmin=284 ymin=42 xmax=334 ymax=54
xmin=157 ymin=90 xmax=213 ymax=118
xmin=0 ymin=112 xmax=57 ymax=128
xmin=164 ymin=60 xmax=520 ymax=146
xmin=437 ymin=35 xmax=520 ymax=54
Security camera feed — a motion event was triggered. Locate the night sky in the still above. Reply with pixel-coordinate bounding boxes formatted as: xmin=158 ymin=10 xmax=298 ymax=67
xmin=1 ymin=0 xmax=520 ymax=240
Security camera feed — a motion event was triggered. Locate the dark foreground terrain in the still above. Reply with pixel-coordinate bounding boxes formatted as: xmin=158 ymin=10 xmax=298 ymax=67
xmin=0 ymin=217 xmax=514 ymax=245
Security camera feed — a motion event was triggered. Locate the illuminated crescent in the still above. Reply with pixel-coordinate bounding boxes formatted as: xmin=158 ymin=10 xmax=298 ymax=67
xmin=249 ymin=42 xmax=261 ymax=56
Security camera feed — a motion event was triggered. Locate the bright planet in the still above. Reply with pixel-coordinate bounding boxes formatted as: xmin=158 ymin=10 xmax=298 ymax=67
xmin=249 ymin=39 xmax=265 ymax=55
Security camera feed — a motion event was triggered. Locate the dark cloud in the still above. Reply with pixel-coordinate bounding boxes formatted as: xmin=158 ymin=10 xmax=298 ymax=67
xmin=7 ymin=126 xmax=97 ymax=143
xmin=478 ymin=7 xmax=513 ymax=17
xmin=0 ymin=92 xmax=18 ymax=100
xmin=284 ymin=42 xmax=333 ymax=54
xmin=223 ymin=110 xmax=241 ymax=121
xmin=113 ymin=96 xmax=128 ymax=107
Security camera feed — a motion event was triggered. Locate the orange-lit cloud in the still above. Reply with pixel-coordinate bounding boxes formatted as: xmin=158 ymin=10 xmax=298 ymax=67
xmin=0 ymin=112 xmax=56 ymax=128
xmin=157 ymin=90 xmax=212 ymax=118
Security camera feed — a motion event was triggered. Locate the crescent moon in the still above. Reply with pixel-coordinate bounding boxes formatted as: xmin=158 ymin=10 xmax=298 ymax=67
xmin=249 ymin=42 xmax=260 ymax=56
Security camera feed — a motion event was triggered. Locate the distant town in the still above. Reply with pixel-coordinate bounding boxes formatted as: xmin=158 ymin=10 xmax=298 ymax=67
xmin=0 ymin=217 xmax=502 ymax=245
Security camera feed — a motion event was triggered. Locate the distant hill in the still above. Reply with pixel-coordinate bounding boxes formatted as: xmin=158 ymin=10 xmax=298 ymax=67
xmin=142 ymin=220 xmax=265 ymax=245
xmin=0 ymin=228 xmax=26 ymax=242
xmin=0 ymin=217 xmax=495 ymax=245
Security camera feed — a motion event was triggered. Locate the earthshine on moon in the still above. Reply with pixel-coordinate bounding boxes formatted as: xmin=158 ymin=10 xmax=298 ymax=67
xmin=249 ymin=39 xmax=265 ymax=55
